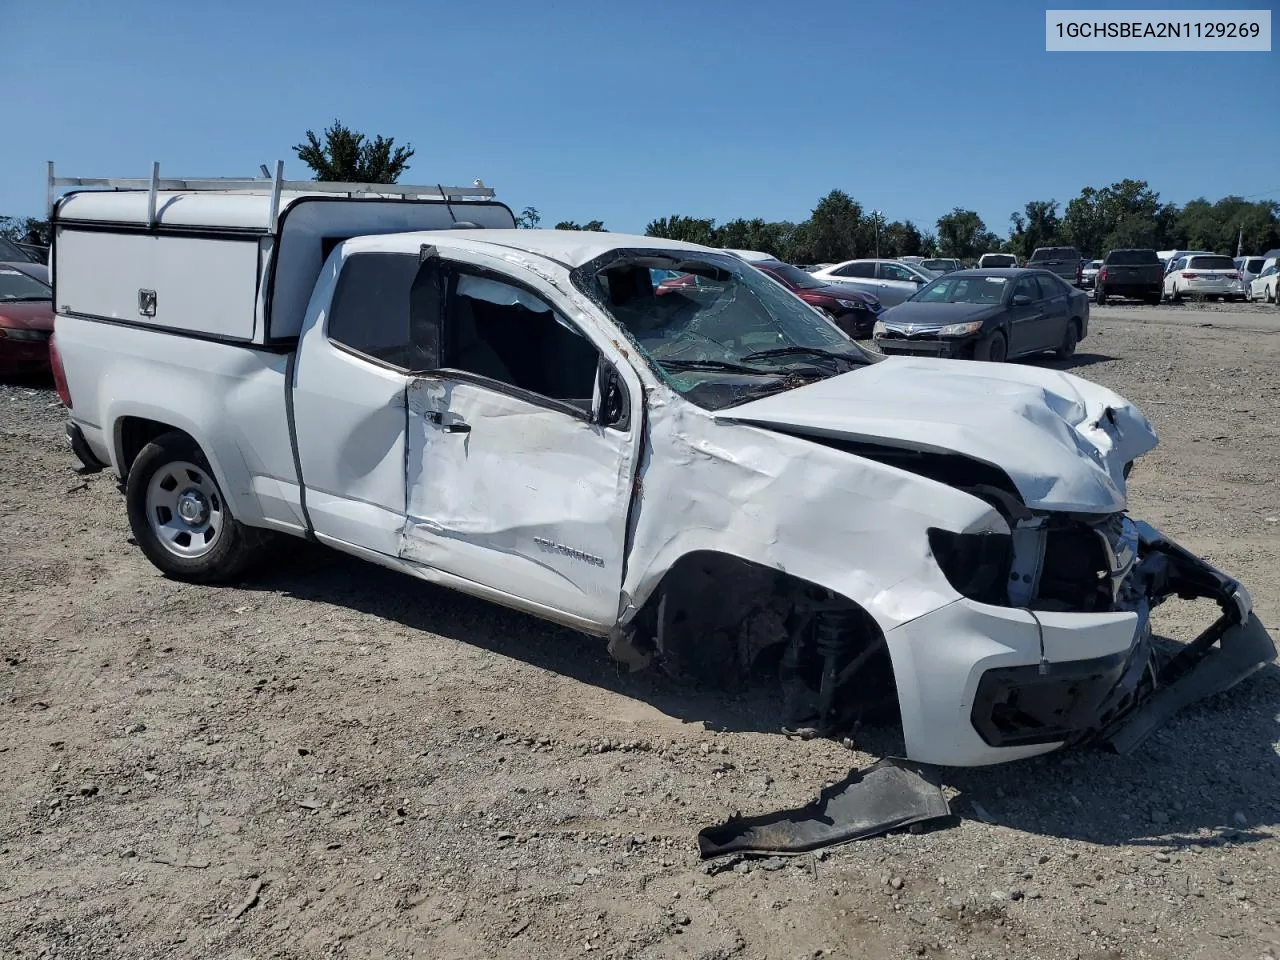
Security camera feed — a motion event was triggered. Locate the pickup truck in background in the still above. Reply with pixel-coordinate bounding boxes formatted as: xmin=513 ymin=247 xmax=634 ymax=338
xmin=1027 ymin=246 xmax=1084 ymax=287
xmin=1094 ymin=249 xmax=1165 ymax=305
xmin=48 ymin=163 xmax=1274 ymax=769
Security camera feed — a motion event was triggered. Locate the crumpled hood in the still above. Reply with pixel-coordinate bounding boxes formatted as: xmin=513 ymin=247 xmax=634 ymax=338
xmin=716 ymin=356 xmax=1159 ymax=514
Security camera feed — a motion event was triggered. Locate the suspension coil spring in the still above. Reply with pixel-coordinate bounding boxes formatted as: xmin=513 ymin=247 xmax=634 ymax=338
xmin=814 ymin=608 xmax=858 ymax=658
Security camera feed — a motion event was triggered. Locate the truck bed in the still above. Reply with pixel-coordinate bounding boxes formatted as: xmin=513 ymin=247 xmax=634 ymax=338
xmin=55 ymin=315 xmax=305 ymax=534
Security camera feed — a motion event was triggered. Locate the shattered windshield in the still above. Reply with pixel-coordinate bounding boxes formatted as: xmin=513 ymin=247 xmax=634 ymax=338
xmin=574 ymin=250 xmax=878 ymax=410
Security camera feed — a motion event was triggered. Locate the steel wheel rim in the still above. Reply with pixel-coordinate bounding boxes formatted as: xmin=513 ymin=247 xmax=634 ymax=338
xmin=146 ymin=460 xmax=224 ymax=559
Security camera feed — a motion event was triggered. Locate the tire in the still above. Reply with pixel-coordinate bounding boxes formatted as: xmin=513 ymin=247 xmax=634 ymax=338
xmin=1094 ymin=285 xmax=1106 ymax=305
xmin=1145 ymin=291 xmax=1162 ymax=306
xmin=1267 ymin=285 xmax=1276 ymax=304
xmin=1056 ymin=321 xmax=1080 ymax=360
xmin=974 ymin=330 xmax=1007 ymax=363
xmin=125 ymin=431 xmax=270 ymax=583
xmin=1171 ymin=285 xmax=1182 ymax=304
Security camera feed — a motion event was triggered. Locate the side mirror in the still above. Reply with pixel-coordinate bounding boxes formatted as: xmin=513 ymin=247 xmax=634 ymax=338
xmin=596 ymin=360 xmax=630 ymax=429
xmin=913 ymin=277 xmax=925 ymax=285
xmin=1011 ymin=294 xmax=1032 ymax=307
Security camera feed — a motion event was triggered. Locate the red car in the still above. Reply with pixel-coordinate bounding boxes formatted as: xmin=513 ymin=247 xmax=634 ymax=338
xmin=0 ymin=265 xmax=55 ymax=377
xmin=750 ymin=259 xmax=884 ymax=337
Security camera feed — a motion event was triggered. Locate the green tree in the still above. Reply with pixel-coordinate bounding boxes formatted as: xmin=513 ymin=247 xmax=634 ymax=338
xmin=293 ymin=119 xmax=415 ymax=183
xmin=645 ymin=215 xmax=717 ymax=245
xmin=879 ymin=220 xmax=925 ymax=259
xmin=935 ymin=208 xmax=990 ymax=260
xmin=0 ymin=216 xmax=49 ymax=243
xmin=515 ymin=206 xmax=541 ymax=229
xmin=1007 ymin=200 xmax=1061 ymax=260
xmin=555 ymin=220 xmax=606 ymax=231
xmin=794 ymin=190 xmax=865 ymax=263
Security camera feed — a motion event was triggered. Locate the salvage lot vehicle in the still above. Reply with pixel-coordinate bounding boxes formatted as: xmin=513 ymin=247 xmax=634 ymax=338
xmin=808 ymin=258 xmax=935 ymax=307
xmin=50 ymin=164 xmax=1274 ymax=768
xmin=1249 ymin=263 xmax=1279 ymax=303
xmin=1027 ymin=245 xmax=1084 ymax=287
xmin=1095 ymin=248 xmax=1164 ymax=305
xmin=872 ymin=268 xmax=1088 ymax=362
xmin=723 ymin=248 xmax=883 ymax=337
xmin=0 ymin=265 xmax=54 ymax=377
xmin=1080 ymin=259 xmax=1103 ymax=290
xmin=1163 ymin=253 xmax=1243 ymax=302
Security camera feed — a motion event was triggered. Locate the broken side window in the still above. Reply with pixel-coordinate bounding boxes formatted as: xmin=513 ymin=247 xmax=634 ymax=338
xmin=441 ymin=269 xmax=600 ymax=410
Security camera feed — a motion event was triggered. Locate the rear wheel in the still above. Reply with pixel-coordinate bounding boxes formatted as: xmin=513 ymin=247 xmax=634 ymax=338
xmin=974 ymin=330 xmax=1007 ymax=363
xmin=1145 ymin=291 xmax=1162 ymax=305
xmin=1171 ymin=284 xmax=1182 ymax=304
xmin=1094 ymin=285 xmax=1107 ymax=305
xmin=1056 ymin=321 xmax=1080 ymax=360
xmin=125 ymin=431 xmax=271 ymax=583
xmin=1267 ymin=284 xmax=1277 ymax=304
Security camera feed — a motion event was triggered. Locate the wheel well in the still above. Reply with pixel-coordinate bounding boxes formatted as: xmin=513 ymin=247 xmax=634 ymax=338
xmin=614 ymin=552 xmax=900 ymax=733
xmin=117 ymin=418 xmax=190 ymax=475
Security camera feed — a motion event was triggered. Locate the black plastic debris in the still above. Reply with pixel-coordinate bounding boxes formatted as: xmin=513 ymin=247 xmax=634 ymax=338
xmin=696 ymin=757 xmax=951 ymax=859
xmin=1106 ymin=611 xmax=1275 ymax=755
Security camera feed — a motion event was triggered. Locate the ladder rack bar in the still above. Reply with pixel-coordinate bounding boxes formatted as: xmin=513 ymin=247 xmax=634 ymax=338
xmin=146 ymin=161 xmax=160 ymax=228
xmin=48 ymin=172 xmax=495 ymax=200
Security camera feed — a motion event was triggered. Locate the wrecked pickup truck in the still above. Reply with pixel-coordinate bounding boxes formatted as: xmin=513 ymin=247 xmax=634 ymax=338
xmin=49 ymin=163 xmax=1275 ymax=767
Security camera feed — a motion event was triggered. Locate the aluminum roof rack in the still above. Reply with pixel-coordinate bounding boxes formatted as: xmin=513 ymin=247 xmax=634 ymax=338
xmin=48 ymin=160 xmax=496 ymax=227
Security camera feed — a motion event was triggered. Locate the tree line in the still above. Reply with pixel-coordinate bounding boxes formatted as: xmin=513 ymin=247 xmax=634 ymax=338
xmin=6 ymin=121 xmax=1276 ymax=265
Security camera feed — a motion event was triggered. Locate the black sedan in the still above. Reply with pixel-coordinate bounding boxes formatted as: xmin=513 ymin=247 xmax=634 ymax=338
xmin=871 ymin=268 xmax=1090 ymax=362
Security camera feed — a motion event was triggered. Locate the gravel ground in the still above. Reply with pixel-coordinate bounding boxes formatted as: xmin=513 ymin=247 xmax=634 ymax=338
xmin=2 ymin=304 xmax=1278 ymax=960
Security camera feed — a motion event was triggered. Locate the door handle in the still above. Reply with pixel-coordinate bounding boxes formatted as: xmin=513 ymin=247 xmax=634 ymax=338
xmin=427 ymin=411 xmax=471 ymax=434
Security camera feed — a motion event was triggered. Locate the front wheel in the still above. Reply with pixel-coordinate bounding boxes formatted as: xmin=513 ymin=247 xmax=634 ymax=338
xmin=974 ymin=330 xmax=1007 ymax=363
xmin=125 ymin=431 xmax=271 ymax=583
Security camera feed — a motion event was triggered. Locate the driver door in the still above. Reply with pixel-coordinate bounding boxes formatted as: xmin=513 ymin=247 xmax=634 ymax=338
xmin=399 ymin=256 xmax=641 ymax=629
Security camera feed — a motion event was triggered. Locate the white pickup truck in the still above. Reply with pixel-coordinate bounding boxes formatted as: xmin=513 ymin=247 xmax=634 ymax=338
xmin=50 ymin=164 xmax=1273 ymax=767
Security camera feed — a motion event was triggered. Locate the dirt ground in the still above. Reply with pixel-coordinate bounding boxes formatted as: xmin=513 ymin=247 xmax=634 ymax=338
xmin=2 ymin=302 xmax=1278 ymax=960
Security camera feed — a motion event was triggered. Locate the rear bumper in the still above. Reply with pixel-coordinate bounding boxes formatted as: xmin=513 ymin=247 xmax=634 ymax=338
xmin=66 ymin=420 xmax=108 ymax=474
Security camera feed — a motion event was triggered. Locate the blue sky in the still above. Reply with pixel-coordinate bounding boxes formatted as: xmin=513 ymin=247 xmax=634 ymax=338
xmin=4 ymin=0 xmax=1277 ymax=236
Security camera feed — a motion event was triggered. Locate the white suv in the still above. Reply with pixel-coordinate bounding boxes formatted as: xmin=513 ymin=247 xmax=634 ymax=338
xmin=1249 ymin=262 xmax=1279 ymax=304
xmin=1163 ymin=254 xmax=1243 ymax=302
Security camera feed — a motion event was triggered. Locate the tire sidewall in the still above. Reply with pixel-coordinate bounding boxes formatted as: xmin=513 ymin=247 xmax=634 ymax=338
xmin=125 ymin=432 xmax=255 ymax=582
xmin=976 ymin=330 xmax=1007 ymax=363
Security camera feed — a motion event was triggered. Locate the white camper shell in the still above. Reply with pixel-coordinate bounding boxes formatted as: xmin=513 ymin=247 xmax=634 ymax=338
xmin=49 ymin=162 xmax=516 ymax=344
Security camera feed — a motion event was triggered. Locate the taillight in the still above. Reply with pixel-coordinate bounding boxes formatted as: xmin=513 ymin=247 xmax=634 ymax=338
xmin=49 ymin=334 xmax=72 ymax=409
xmin=1182 ymin=272 xmax=1199 ymax=279
xmin=1225 ymin=271 xmax=1239 ymax=279
xmin=1099 ymin=267 xmax=1108 ymax=281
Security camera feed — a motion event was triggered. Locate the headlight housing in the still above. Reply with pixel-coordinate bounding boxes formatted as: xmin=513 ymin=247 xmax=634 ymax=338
xmin=928 ymin=528 xmax=1012 ymax=604
xmin=836 ymin=298 xmax=864 ymax=309
xmin=872 ymin=320 xmax=887 ymax=337
xmin=937 ymin=320 xmax=985 ymax=337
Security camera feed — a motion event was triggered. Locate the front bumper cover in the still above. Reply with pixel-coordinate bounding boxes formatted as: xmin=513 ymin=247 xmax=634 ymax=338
xmin=873 ymin=334 xmax=976 ymax=359
xmin=888 ymin=522 xmax=1274 ymax=766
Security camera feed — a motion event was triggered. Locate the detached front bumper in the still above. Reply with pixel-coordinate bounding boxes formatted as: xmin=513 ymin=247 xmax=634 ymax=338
xmin=884 ymin=523 xmax=1274 ymax=767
